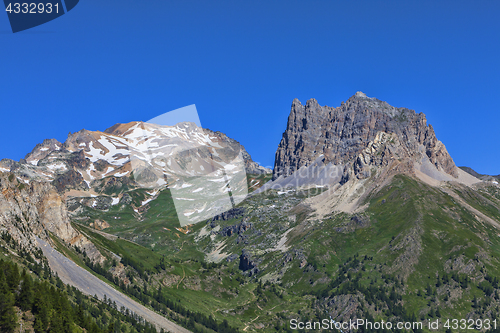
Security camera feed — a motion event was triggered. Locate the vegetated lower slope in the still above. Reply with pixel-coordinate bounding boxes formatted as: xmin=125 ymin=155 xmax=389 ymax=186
xmin=0 ymin=166 xmax=246 ymax=332
xmin=194 ymin=175 xmax=500 ymax=332
xmin=65 ymin=169 xmax=500 ymax=332
xmin=67 ymin=173 xmax=272 ymax=257
xmin=0 ymin=233 xmax=159 ymax=333
xmin=298 ymin=176 xmax=500 ymax=330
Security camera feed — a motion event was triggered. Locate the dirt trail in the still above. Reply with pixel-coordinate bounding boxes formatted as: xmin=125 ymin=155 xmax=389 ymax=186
xmin=177 ymin=267 xmax=185 ymax=289
xmin=83 ymin=226 xmax=118 ymax=240
xmin=441 ymin=187 xmax=500 ymax=229
xmin=36 ymin=237 xmax=191 ymax=333
xmin=74 ymin=222 xmax=139 ymax=246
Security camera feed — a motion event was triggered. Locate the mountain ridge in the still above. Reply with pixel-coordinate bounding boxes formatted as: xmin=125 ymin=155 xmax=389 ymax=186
xmin=1 ymin=121 xmax=271 ymax=193
xmin=460 ymin=166 xmax=500 ymax=183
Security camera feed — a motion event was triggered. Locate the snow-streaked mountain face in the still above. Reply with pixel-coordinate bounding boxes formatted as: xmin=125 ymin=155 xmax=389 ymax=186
xmin=0 ymin=121 xmax=271 ymax=226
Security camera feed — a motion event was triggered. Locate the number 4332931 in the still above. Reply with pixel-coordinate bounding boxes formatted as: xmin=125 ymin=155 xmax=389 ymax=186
xmin=6 ymin=3 xmax=59 ymax=14
xmin=444 ymin=318 xmax=497 ymax=330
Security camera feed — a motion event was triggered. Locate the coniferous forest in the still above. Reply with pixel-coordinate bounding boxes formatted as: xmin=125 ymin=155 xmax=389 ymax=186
xmin=0 ymin=257 xmax=158 ymax=333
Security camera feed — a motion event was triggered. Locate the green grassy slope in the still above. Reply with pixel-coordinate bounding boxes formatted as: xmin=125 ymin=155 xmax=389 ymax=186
xmin=65 ymin=174 xmax=500 ymax=332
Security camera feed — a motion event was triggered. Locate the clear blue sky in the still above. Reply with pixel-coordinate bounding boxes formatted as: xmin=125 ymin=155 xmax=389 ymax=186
xmin=1 ymin=1 xmax=499 ymax=174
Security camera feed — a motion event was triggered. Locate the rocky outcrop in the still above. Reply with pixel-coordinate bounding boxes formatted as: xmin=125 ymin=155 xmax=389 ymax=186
xmin=0 ymin=172 xmax=103 ymax=262
xmin=326 ymin=294 xmax=361 ymax=324
xmin=23 ymin=138 xmax=63 ymax=166
xmin=239 ymin=249 xmax=258 ymax=275
xmin=0 ymin=158 xmax=19 ymax=172
xmin=91 ymin=219 xmax=110 ymax=230
xmin=273 ymin=92 xmax=458 ymax=181
xmin=53 ymin=170 xmax=88 ymax=193
xmin=226 ymin=253 xmax=239 ymax=263
xmin=209 ymin=207 xmax=246 ymax=223
xmin=220 ymin=220 xmax=252 ymax=237
xmin=334 ymin=214 xmax=371 ymax=233
xmin=67 ymin=196 xmax=115 ymax=214
xmin=93 ymin=176 xmax=136 ymax=196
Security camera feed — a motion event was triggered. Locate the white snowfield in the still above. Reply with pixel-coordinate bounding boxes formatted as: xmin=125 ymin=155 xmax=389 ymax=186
xmin=46 ymin=162 xmax=68 ymax=171
xmin=36 ymin=237 xmax=191 ymax=333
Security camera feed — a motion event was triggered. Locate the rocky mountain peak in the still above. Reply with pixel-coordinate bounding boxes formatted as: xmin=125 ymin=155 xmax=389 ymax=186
xmin=24 ymin=138 xmax=63 ymax=166
xmin=103 ymin=121 xmax=141 ymax=136
xmin=272 ymin=93 xmax=459 ymax=182
xmin=354 ymin=91 xmax=367 ymax=98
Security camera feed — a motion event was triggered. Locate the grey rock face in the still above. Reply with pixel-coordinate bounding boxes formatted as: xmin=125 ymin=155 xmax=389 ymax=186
xmin=220 ymin=220 xmax=252 ymax=237
xmin=52 ymin=169 xmax=88 ymax=193
xmin=226 ymin=253 xmax=239 ymax=263
xmin=273 ymin=92 xmax=458 ymax=181
xmin=239 ymin=249 xmax=257 ymax=273
xmin=209 ymin=207 xmax=246 ymax=222
xmin=23 ymin=138 xmax=63 ymax=166
xmin=460 ymin=167 xmax=500 ymax=182
xmin=0 ymin=172 xmax=103 ymax=262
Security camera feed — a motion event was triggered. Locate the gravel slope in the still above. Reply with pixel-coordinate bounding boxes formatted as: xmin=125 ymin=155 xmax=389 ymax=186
xmin=36 ymin=237 xmax=191 ymax=333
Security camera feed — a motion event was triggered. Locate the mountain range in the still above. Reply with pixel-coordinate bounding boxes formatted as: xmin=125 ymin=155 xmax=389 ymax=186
xmin=1 ymin=92 xmax=500 ymax=333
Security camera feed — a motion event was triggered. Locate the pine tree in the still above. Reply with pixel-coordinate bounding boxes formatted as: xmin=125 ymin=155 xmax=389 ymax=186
xmin=33 ymin=316 xmax=45 ymax=333
xmin=74 ymin=305 xmax=85 ymax=327
xmin=17 ymin=269 xmax=34 ymax=311
xmin=49 ymin=312 xmax=65 ymax=333
xmin=106 ymin=321 xmax=115 ymax=333
xmin=5 ymin=263 xmax=20 ymax=292
xmin=426 ymin=284 xmax=433 ymax=296
xmin=33 ymin=286 xmax=50 ymax=332
xmin=0 ymin=269 xmax=18 ymax=332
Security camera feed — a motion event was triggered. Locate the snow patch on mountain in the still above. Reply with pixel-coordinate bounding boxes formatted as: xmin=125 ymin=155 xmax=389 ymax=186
xmin=47 ymin=162 xmax=67 ymax=171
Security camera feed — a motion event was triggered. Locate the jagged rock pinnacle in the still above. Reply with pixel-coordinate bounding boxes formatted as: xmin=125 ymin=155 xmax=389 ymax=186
xmin=273 ymin=94 xmax=458 ymax=180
